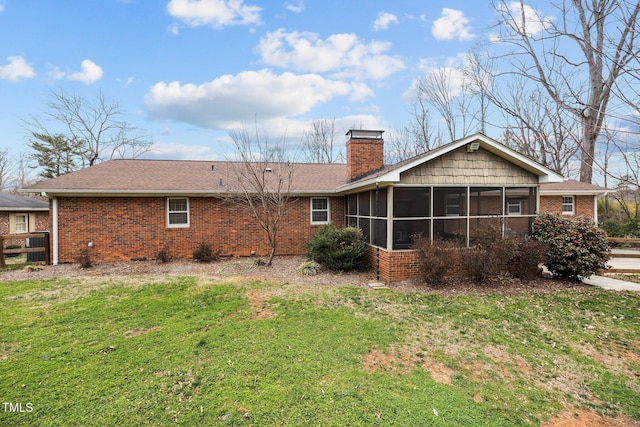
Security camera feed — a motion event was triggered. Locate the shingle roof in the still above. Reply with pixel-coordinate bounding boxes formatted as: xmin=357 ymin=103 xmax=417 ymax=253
xmin=24 ymin=159 xmax=348 ymax=195
xmin=540 ymin=180 xmax=607 ymax=194
xmin=0 ymin=193 xmax=49 ymax=210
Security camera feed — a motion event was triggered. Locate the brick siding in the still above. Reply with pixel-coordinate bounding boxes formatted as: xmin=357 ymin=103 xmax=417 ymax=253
xmin=346 ymin=138 xmax=384 ymax=181
xmin=539 ymin=195 xmax=595 ymax=219
xmin=54 ymin=196 xmax=344 ymax=263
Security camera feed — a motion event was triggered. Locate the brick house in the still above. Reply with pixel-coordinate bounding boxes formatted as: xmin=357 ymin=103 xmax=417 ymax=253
xmin=23 ymin=131 xmax=604 ymax=281
xmin=0 ymin=193 xmax=49 ymax=235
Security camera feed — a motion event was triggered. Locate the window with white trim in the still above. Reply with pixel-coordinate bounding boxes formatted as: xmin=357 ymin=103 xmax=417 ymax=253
xmin=167 ymin=198 xmax=189 ymax=227
xmin=15 ymin=214 xmax=28 ymax=233
xmin=562 ymin=196 xmax=574 ymax=215
xmin=310 ymin=198 xmax=329 ymax=224
xmin=445 ymin=195 xmax=460 ymax=216
xmin=507 ymin=200 xmax=522 ymax=215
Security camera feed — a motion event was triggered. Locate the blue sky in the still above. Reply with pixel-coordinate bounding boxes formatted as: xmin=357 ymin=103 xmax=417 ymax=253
xmin=1 ymin=1 xmax=500 ymax=162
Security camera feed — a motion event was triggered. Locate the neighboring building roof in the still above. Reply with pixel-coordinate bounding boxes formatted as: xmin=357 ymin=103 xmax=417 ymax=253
xmin=540 ymin=180 xmax=608 ymax=195
xmin=23 ymin=160 xmax=348 ymax=196
xmin=0 ymin=193 xmax=49 ymax=211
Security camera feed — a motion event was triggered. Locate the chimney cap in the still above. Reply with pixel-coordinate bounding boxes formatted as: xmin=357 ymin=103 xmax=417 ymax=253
xmin=346 ymin=129 xmax=384 ymax=139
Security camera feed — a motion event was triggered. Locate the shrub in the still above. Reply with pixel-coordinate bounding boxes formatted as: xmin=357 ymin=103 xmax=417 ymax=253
xmin=307 ymin=224 xmax=368 ymax=271
xmin=193 ymin=243 xmax=221 ymax=263
xmin=4 ymin=244 xmax=21 ymax=258
xmin=76 ymin=248 xmax=94 ymax=269
xmin=530 ymin=213 xmax=610 ymax=281
xmin=601 ymin=218 xmax=640 ymax=239
xmin=156 ymin=245 xmax=173 ymax=263
xmin=412 ymin=238 xmax=461 ymax=286
xmin=297 ymin=259 xmax=322 ymax=276
xmin=506 ymin=239 xmax=546 ymax=279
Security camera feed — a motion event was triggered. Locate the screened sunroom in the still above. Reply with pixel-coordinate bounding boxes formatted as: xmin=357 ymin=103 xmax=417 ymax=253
xmin=346 ymin=185 xmax=537 ymax=250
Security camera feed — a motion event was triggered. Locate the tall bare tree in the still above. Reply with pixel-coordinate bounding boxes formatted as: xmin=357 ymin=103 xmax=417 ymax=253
xmin=225 ymin=124 xmax=295 ymax=266
xmin=491 ymin=0 xmax=640 ymax=183
xmin=302 ymin=118 xmax=340 ymax=163
xmin=491 ymin=79 xmax=581 ymax=175
xmin=25 ymin=88 xmax=152 ymax=167
xmin=385 ymin=99 xmax=443 ymax=164
xmin=0 ymin=149 xmax=15 ymax=192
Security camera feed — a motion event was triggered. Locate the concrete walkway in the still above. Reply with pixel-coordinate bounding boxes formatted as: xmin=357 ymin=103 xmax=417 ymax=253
xmin=582 ymin=248 xmax=640 ymax=291
xmin=583 ymin=275 xmax=640 ymax=291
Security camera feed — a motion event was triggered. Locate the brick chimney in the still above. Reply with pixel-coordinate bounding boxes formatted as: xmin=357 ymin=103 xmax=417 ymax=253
xmin=346 ymin=129 xmax=384 ymax=182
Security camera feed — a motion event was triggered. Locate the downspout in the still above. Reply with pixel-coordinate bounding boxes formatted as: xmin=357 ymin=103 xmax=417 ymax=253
xmin=593 ymin=193 xmax=600 ymax=227
xmin=52 ymin=197 xmax=59 ymax=265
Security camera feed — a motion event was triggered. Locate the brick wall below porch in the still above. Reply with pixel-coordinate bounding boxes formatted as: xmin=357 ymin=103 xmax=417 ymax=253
xmin=367 ymin=246 xmax=422 ymax=282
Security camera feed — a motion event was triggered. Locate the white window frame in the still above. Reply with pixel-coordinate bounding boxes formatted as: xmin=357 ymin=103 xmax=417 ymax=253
xmin=445 ymin=195 xmax=460 ymax=216
xmin=310 ymin=197 xmax=330 ymax=224
xmin=507 ymin=200 xmax=522 ymax=215
xmin=14 ymin=214 xmax=28 ymax=233
xmin=562 ymin=196 xmax=574 ymax=215
xmin=167 ymin=197 xmax=190 ymax=228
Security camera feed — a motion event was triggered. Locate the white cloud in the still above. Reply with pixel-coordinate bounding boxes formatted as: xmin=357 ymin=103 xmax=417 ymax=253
xmin=284 ymin=1 xmax=304 ymax=13
xmin=257 ymin=29 xmax=405 ymax=80
xmin=373 ymin=11 xmax=399 ymax=31
xmin=47 ymin=65 xmax=65 ymax=81
xmin=166 ymin=0 xmax=262 ymax=29
xmin=0 ymin=56 xmax=36 ymax=81
xmin=144 ymin=69 xmax=358 ymax=129
xmin=68 ymin=59 xmax=103 ymax=84
xmin=144 ymin=142 xmax=214 ymax=160
xmin=432 ymin=8 xmax=475 ymax=41
xmin=499 ymin=2 xmax=553 ymax=37
xmin=0 ymin=0 xmax=5 ymax=13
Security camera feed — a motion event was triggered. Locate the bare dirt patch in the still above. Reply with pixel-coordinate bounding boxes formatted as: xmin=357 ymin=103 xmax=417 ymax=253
xmin=362 ymin=346 xmax=453 ymax=384
xmin=123 ymin=326 xmax=161 ymax=338
xmin=246 ymin=289 xmax=275 ymax=320
xmin=542 ymin=406 xmax=640 ymax=427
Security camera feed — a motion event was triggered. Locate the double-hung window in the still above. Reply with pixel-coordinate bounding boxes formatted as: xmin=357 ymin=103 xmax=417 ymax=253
xmin=167 ymin=198 xmax=189 ymax=227
xmin=562 ymin=196 xmax=574 ymax=215
xmin=14 ymin=214 xmax=28 ymax=233
xmin=507 ymin=200 xmax=522 ymax=215
xmin=310 ymin=198 xmax=329 ymax=224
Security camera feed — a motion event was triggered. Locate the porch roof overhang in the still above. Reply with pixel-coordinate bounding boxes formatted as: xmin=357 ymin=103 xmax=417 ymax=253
xmin=336 ymin=133 xmax=564 ymax=193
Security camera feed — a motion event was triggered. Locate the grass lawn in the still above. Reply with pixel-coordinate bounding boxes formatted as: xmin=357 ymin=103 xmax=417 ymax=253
xmin=0 ymin=275 xmax=639 ymax=426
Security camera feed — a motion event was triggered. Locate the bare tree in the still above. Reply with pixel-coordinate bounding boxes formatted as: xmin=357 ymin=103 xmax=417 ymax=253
xmin=0 ymin=149 xmax=15 ymax=192
xmin=416 ymin=67 xmax=463 ymax=141
xmin=12 ymin=153 xmax=35 ymax=191
xmin=491 ymin=0 xmax=640 ymax=183
xmin=25 ymin=88 xmax=153 ymax=167
xmin=224 ymin=124 xmax=295 ymax=266
xmin=491 ymin=79 xmax=581 ymax=176
xmin=385 ymin=99 xmax=443 ymax=164
xmin=302 ymin=118 xmax=340 ymax=163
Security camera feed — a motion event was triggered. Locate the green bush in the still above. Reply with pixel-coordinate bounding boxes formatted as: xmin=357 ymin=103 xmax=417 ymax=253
xmin=192 ymin=242 xmax=221 ymax=263
xmin=530 ymin=213 xmax=610 ymax=281
xmin=4 ymin=244 xmax=21 ymax=258
xmin=601 ymin=218 xmax=640 ymax=238
xmin=297 ymin=259 xmax=322 ymax=276
xmin=306 ymin=224 xmax=368 ymax=271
